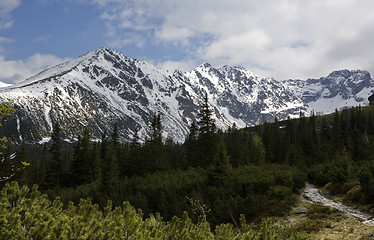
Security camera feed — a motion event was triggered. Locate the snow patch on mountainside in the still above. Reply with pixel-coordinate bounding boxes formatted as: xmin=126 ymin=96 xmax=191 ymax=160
xmin=15 ymin=115 xmax=22 ymax=142
xmin=182 ymin=63 xmax=310 ymax=128
xmin=0 ymin=81 xmax=12 ymax=88
xmin=283 ymin=70 xmax=374 ymax=114
xmin=0 ymin=48 xmax=373 ymax=143
xmin=307 ymin=95 xmax=357 ymax=114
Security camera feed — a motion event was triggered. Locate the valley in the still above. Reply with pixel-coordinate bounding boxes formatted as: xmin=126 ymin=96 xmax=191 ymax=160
xmin=1 ymin=48 xmax=374 ymax=239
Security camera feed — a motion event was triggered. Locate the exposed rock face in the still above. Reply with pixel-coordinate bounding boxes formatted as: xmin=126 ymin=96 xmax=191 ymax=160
xmin=368 ymin=93 xmax=374 ymax=105
xmin=0 ymin=47 xmax=373 ymax=143
xmin=283 ymin=70 xmax=374 ymax=114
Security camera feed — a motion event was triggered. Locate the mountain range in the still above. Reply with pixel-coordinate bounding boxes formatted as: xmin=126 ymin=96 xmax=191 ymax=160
xmin=0 ymin=47 xmax=373 ymax=143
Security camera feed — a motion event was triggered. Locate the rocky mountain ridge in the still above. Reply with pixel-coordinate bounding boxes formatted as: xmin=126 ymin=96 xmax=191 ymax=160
xmin=283 ymin=69 xmax=374 ymax=114
xmin=0 ymin=47 xmax=372 ymax=143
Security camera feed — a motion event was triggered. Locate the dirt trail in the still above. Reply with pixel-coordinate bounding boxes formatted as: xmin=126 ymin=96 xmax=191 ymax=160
xmin=303 ymin=183 xmax=374 ymax=226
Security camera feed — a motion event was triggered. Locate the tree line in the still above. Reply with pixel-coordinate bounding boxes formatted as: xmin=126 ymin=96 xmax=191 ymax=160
xmin=2 ymin=99 xmax=374 ymax=226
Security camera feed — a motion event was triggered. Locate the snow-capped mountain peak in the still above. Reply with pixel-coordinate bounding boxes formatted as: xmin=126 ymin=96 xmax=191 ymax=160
xmin=283 ymin=69 xmax=374 ymax=114
xmin=182 ymin=63 xmax=309 ymax=127
xmin=0 ymin=47 xmax=372 ymax=143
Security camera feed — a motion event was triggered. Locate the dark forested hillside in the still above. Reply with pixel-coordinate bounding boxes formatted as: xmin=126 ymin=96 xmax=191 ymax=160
xmin=2 ymin=103 xmax=374 ymax=231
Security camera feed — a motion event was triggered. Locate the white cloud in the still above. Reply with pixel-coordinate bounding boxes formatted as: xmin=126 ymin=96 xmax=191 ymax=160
xmin=0 ymin=53 xmax=69 ymax=84
xmin=93 ymin=0 xmax=374 ymax=79
xmin=0 ymin=0 xmax=21 ymax=15
xmin=91 ymin=0 xmax=122 ymax=7
xmin=155 ymin=26 xmax=193 ymax=45
xmin=0 ymin=0 xmax=21 ymax=29
xmin=199 ymin=30 xmax=272 ymax=62
xmin=0 ymin=37 xmax=13 ymax=43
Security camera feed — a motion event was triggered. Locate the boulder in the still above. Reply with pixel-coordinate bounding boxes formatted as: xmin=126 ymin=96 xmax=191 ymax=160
xmin=295 ymin=207 xmax=307 ymax=214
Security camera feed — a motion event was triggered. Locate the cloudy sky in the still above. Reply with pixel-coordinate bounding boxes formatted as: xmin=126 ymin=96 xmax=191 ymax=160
xmin=1 ymin=0 xmax=374 ymax=83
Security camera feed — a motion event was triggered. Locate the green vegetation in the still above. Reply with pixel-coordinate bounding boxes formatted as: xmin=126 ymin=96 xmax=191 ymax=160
xmin=292 ymin=205 xmax=339 ymax=234
xmin=0 ymin=182 xmax=308 ymax=239
xmin=0 ymin=102 xmax=24 ymax=182
xmin=2 ymin=100 xmax=374 ymax=238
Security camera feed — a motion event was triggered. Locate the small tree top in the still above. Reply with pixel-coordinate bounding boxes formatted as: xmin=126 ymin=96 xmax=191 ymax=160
xmin=198 ymin=94 xmax=215 ymax=135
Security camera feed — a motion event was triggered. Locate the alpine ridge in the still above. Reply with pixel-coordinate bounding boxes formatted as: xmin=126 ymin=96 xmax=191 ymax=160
xmin=0 ymin=47 xmax=373 ymax=143
xmin=283 ymin=69 xmax=374 ymax=114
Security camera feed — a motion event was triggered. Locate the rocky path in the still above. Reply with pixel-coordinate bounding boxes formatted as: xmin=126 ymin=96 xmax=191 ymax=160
xmin=303 ymin=183 xmax=374 ymax=226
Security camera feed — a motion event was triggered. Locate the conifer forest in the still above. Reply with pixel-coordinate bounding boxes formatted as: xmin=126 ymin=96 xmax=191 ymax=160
xmin=2 ymin=98 xmax=374 ymax=239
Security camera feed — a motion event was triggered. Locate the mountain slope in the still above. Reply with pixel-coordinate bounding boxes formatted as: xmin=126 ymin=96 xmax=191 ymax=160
xmin=179 ymin=63 xmax=309 ymax=126
xmin=0 ymin=47 xmax=372 ymax=143
xmin=283 ymin=70 xmax=374 ymax=114
xmin=0 ymin=48 xmax=198 ymax=142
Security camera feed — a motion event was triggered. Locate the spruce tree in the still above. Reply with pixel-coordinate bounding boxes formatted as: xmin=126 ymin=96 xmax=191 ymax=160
xmin=111 ymin=124 xmax=127 ymax=176
xmin=197 ymin=94 xmax=218 ymax=167
xmin=72 ymin=128 xmax=94 ymax=185
xmin=148 ymin=113 xmax=168 ymax=171
xmin=198 ymin=94 xmax=215 ymax=135
xmin=46 ymin=122 xmax=62 ymax=187
xmin=100 ymin=127 xmax=122 ymax=186
xmin=100 ymin=131 xmax=108 ymax=163
xmin=102 ymin=141 xmax=120 ymax=187
xmin=208 ymin=136 xmax=232 ymax=186
xmin=333 ymin=109 xmax=343 ymax=151
xmin=185 ymin=121 xmax=199 ymax=167
xmin=60 ymin=149 xmax=72 ymax=187
xmin=111 ymin=124 xmax=121 ymax=158
xmin=91 ymin=142 xmax=102 ymax=180
xmin=127 ymin=129 xmax=143 ymax=175
xmin=36 ymin=144 xmax=48 ymax=187
xmin=131 ymin=129 xmax=141 ymax=149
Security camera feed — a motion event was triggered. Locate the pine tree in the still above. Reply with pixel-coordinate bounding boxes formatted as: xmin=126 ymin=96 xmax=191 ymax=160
xmin=188 ymin=121 xmax=198 ymax=142
xmin=50 ymin=122 xmax=61 ymax=165
xmin=72 ymin=128 xmax=98 ymax=185
xmin=100 ymin=127 xmax=122 ymax=186
xmin=262 ymin=118 xmax=285 ymax=163
xmin=198 ymin=94 xmax=215 ymax=135
xmin=131 ymin=129 xmax=141 ymax=149
xmin=91 ymin=142 xmax=102 ymax=180
xmin=100 ymin=131 xmax=108 ymax=164
xmin=332 ymin=109 xmax=343 ymax=151
xmin=208 ymin=136 xmax=232 ymax=186
xmin=60 ymin=149 xmax=72 ymax=187
xmin=166 ymin=136 xmax=185 ymax=169
xmin=127 ymin=129 xmax=144 ymax=176
xmin=101 ymin=141 xmax=120 ymax=187
xmin=185 ymin=121 xmax=199 ymax=167
xmin=112 ymin=124 xmax=127 ymax=176
xmin=46 ymin=122 xmax=62 ymax=187
xmin=111 ymin=124 xmax=121 ymax=158
xmin=148 ymin=113 xmax=168 ymax=171
xmin=197 ymin=94 xmax=218 ymax=167
xmin=36 ymin=144 xmax=48 ymax=187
